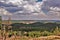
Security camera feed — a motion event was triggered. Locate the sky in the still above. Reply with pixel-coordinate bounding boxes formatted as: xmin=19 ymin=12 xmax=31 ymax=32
xmin=0 ymin=0 xmax=60 ymax=20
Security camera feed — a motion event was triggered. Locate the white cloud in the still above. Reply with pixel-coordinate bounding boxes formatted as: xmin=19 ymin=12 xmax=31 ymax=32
xmin=0 ymin=7 xmax=12 ymax=15
xmin=50 ymin=7 xmax=60 ymax=12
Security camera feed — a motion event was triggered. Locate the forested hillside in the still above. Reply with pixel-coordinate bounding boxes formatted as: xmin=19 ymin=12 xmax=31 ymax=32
xmin=11 ymin=22 xmax=60 ymax=31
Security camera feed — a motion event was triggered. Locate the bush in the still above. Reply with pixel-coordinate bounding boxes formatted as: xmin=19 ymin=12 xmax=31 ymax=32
xmin=41 ymin=31 xmax=52 ymax=36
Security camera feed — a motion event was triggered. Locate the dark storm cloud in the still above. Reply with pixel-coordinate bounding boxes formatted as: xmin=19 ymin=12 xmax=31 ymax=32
xmin=5 ymin=7 xmax=24 ymax=13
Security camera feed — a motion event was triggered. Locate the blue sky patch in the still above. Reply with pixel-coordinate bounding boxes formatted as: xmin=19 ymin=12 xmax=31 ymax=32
xmin=36 ymin=0 xmax=42 ymax=2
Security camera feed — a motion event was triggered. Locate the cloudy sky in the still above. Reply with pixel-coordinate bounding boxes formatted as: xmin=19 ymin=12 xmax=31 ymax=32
xmin=0 ymin=0 xmax=60 ymax=20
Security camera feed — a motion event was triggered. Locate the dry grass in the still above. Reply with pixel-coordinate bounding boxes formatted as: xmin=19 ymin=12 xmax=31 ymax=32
xmin=0 ymin=36 xmax=60 ymax=40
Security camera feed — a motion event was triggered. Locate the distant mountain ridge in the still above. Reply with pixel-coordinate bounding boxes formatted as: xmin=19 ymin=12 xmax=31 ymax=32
xmin=10 ymin=20 xmax=60 ymax=31
xmin=2 ymin=20 xmax=60 ymax=24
